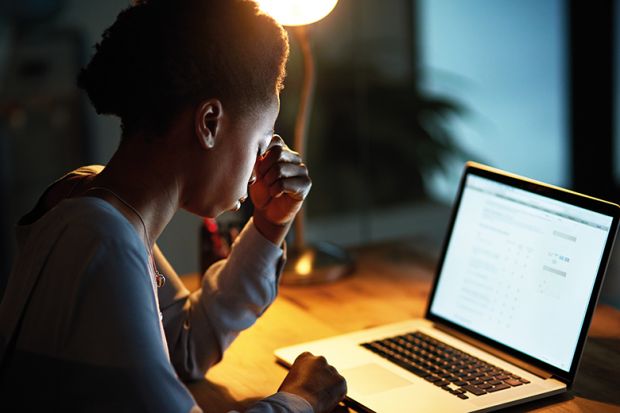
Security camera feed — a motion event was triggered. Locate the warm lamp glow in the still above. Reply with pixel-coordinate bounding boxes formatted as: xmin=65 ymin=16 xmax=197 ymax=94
xmin=256 ymin=0 xmax=338 ymax=26
xmin=294 ymin=250 xmax=314 ymax=276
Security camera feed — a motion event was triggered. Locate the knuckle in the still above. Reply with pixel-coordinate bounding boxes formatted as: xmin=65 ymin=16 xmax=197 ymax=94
xmin=268 ymin=168 xmax=285 ymax=183
xmin=272 ymin=145 xmax=284 ymax=157
xmin=263 ymin=151 xmax=277 ymax=165
xmin=268 ymin=164 xmax=284 ymax=177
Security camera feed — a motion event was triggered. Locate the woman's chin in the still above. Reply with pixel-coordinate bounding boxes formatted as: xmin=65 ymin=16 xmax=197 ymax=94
xmin=183 ymin=203 xmax=219 ymax=219
xmin=191 ymin=198 xmax=243 ymax=218
xmin=206 ymin=201 xmax=240 ymax=217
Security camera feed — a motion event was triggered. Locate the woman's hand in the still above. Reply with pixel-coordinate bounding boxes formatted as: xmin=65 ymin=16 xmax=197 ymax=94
xmin=250 ymin=135 xmax=311 ymax=245
xmin=278 ymin=352 xmax=347 ymax=413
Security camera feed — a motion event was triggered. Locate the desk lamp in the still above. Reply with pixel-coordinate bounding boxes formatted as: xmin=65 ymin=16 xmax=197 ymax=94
xmin=256 ymin=0 xmax=354 ymax=285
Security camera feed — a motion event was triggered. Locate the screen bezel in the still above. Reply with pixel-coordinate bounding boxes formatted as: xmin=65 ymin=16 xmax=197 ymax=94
xmin=425 ymin=161 xmax=620 ymax=385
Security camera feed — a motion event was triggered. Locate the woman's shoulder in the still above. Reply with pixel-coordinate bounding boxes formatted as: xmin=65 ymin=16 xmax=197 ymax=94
xmin=20 ymin=197 xmax=153 ymax=311
xmin=18 ymin=165 xmax=105 ymax=226
xmin=52 ymin=196 xmax=135 ymax=236
xmin=19 ymin=196 xmax=143 ymax=260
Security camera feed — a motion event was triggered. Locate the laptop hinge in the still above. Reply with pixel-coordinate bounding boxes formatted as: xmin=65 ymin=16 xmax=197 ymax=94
xmin=433 ymin=323 xmax=553 ymax=380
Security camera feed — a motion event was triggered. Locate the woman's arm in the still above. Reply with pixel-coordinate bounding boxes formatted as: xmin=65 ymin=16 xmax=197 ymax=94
xmin=156 ymin=218 xmax=285 ymax=381
xmin=158 ymin=136 xmax=311 ymax=381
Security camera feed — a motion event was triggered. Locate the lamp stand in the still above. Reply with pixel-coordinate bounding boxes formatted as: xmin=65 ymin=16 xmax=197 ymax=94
xmin=281 ymin=26 xmax=354 ymax=286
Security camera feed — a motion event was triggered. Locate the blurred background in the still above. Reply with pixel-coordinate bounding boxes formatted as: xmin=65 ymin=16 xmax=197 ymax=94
xmin=0 ymin=0 xmax=619 ymax=308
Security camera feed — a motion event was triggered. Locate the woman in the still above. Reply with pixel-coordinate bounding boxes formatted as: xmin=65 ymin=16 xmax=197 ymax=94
xmin=0 ymin=0 xmax=346 ymax=411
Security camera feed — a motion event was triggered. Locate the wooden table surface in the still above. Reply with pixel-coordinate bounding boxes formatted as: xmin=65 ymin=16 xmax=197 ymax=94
xmin=183 ymin=241 xmax=620 ymax=413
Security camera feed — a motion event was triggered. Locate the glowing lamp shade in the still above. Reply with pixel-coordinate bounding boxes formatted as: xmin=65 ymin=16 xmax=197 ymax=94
xmin=256 ymin=0 xmax=338 ymax=26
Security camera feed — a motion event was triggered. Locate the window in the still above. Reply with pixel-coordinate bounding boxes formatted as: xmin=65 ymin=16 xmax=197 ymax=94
xmin=420 ymin=0 xmax=568 ymax=202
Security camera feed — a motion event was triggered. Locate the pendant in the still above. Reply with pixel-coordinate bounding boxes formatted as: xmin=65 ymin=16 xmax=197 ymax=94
xmin=155 ymin=271 xmax=166 ymax=288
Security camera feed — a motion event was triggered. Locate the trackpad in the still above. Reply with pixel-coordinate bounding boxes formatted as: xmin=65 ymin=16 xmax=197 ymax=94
xmin=342 ymin=363 xmax=413 ymax=395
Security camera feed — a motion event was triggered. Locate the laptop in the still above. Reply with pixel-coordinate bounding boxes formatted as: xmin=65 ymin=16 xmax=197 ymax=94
xmin=275 ymin=161 xmax=620 ymax=412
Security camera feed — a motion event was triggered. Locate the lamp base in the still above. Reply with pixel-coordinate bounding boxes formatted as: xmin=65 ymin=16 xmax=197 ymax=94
xmin=281 ymin=242 xmax=354 ymax=286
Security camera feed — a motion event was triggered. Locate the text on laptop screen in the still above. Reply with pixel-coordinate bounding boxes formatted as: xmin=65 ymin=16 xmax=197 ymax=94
xmin=430 ymin=175 xmax=612 ymax=372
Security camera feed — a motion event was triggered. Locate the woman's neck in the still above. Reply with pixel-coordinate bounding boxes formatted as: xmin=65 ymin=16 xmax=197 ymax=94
xmin=90 ymin=138 xmax=181 ymax=248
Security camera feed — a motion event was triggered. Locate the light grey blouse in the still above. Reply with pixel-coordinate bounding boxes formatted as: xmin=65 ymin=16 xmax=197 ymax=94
xmin=0 ymin=197 xmax=312 ymax=413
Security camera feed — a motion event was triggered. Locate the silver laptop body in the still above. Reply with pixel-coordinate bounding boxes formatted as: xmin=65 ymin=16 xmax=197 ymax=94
xmin=275 ymin=162 xmax=620 ymax=412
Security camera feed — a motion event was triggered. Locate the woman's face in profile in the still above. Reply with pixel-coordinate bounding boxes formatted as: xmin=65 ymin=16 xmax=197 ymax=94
xmin=193 ymin=96 xmax=280 ymax=217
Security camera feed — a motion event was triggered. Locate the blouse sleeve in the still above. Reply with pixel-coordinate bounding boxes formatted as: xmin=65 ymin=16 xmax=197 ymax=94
xmin=59 ymin=223 xmax=200 ymax=413
xmin=158 ymin=218 xmax=285 ymax=381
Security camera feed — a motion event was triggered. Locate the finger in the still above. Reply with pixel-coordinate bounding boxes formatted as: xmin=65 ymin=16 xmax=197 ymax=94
xmin=268 ymin=134 xmax=286 ymax=151
xmin=258 ymin=144 xmax=303 ymax=177
xmin=262 ymin=162 xmax=309 ymax=187
xmin=269 ymin=177 xmax=312 ymax=201
xmin=338 ymin=374 xmax=348 ymax=396
xmin=296 ymin=351 xmax=313 ymax=361
xmin=269 ymin=177 xmax=311 ymax=200
xmin=257 ymin=145 xmax=303 ymax=178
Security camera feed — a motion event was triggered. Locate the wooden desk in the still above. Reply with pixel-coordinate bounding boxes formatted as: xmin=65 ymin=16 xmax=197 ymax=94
xmin=184 ymin=241 xmax=620 ymax=413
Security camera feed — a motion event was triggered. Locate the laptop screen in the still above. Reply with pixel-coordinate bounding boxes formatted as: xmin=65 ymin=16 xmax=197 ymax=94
xmin=429 ymin=173 xmax=613 ymax=373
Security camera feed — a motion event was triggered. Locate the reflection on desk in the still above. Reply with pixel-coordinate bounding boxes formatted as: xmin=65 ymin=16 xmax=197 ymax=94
xmin=182 ymin=241 xmax=620 ymax=413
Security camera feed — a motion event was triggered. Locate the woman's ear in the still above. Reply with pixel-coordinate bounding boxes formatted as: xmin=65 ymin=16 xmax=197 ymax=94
xmin=195 ymin=99 xmax=223 ymax=150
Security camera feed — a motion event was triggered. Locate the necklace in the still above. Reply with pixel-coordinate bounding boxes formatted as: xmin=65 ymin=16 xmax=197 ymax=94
xmin=87 ymin=186 xmax=166 ymax=288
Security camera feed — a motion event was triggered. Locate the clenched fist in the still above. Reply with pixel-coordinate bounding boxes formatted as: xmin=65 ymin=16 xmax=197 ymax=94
xmin=250 ymin=134 xmax=311 ymax=245
xmin=279 ymin=352 xmax=347 ymax=413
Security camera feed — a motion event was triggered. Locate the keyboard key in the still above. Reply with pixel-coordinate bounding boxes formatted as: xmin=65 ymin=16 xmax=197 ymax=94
xmin=462 ymin=385 xmax=486 ymax=396
xmin=504 ymin=378 xmax=523 ymax=386
xmin=425 ymin=375 xmax=442 ymax=383
xmin=410 ymin=367 xmax=430 ymax=378
xmin=487 ymin=383 xmax=511 ymax=392
xmin=457 ymin=393 xmax=470 ymax=399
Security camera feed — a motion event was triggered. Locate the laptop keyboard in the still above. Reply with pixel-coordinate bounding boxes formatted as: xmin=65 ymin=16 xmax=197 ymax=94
xmin=361 ymin=331 xmax=531 ymax=400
